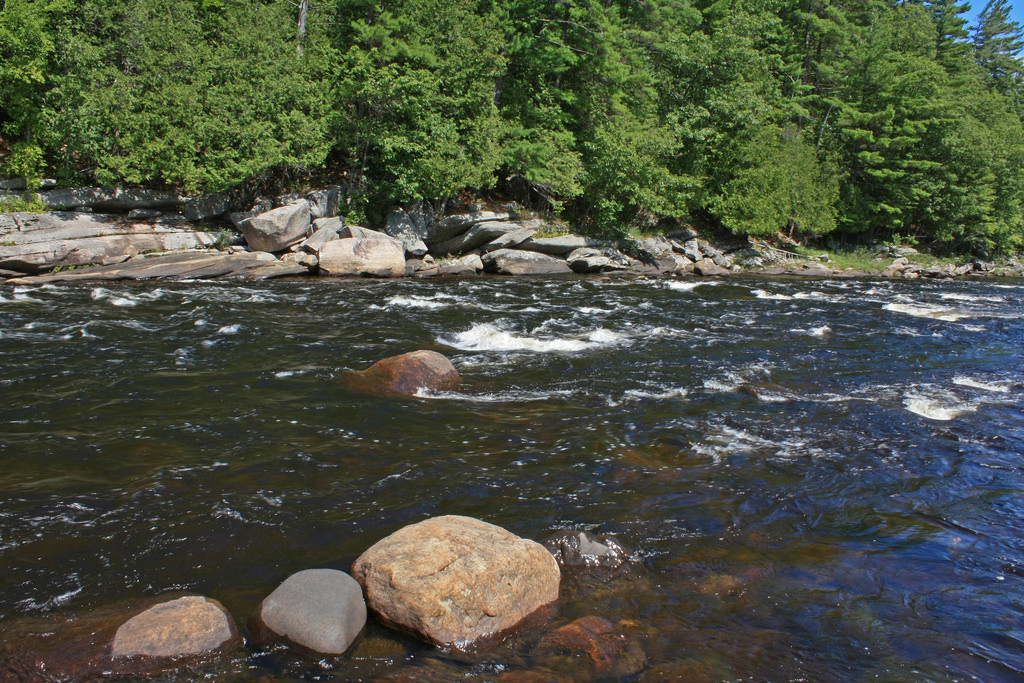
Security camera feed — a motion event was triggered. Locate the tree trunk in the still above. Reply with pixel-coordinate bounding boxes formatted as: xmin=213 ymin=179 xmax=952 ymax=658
xmin=297 ymin=0 xmax=308 ymax=55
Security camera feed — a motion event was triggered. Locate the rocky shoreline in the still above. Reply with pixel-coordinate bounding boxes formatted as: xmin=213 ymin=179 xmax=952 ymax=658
xmin=3 ymin=185 xmax=1022 ymax=284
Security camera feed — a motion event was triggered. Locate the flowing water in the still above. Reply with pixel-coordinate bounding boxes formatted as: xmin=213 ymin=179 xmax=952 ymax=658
xmin=1 ymin=275 xmax=1023 ymax=681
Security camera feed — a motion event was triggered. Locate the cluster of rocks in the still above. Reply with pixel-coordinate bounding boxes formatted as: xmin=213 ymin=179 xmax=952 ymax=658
xmin=4 ymin=182 xmax=1022 ymax=282
xmin=0 ymin=183 xmax=745 ymax=282
xmin=8 ymin=515 xmax=641 ymax=680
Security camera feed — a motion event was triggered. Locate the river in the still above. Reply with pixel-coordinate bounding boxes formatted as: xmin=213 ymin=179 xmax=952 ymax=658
xmin=1 ymin=274 xmax=1022 ymax=681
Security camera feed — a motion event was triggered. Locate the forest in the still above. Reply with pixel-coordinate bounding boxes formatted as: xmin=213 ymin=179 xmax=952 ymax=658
xmin=1 ymin=0 xmax=1023 ymax=254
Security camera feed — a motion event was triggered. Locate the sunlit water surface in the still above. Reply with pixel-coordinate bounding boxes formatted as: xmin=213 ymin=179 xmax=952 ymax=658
xmin=1 ymin=275 xmax=1023 ymax=681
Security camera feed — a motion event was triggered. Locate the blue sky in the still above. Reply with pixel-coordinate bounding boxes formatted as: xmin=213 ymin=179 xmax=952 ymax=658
xmin=964 ymin=2 xmax=1024 ymax=31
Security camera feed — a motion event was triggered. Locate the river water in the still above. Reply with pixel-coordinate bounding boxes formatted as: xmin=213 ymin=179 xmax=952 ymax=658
xmin=1 ymin=274 xmax=1023 ymax=681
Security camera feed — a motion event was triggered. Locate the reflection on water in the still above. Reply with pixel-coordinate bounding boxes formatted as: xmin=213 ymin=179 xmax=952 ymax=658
xmin=1 ymin=275 xmax=1023 ymax=680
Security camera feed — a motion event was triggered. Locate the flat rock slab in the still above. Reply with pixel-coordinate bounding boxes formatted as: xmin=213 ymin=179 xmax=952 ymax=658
xmin=348 ymin=350 xmax=460 ymax=396
xmin=252 ymin=569 xmax=366 ymax=654
xmin=0 ymin=211 xmax=220 ymax=273
xmin=432 ymin=221 xmax=523 ymax=256
xmin=482 ymin=249 xmax=572 ymax=275
xmin=517 ymin=235 xmax=602 ymax=256
xmin=9 ymin=251 xmax=308 ymax=283
xmin=351 ymin=515 xmax=560 ymax=652
xmin=111 ymin=595 xmax=240 ymax=659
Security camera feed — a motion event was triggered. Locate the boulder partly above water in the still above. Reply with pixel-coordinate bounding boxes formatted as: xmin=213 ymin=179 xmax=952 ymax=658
xmin=251 ymin=569 xmax=366 ymax=655
xmin=350 ymin=515 xmax=560 ymax=652
xmin=111 ymin=595 xmax=240 ymax=660
xmin=238 ymin=200 xmax=311 ymax=252
xmin=348 ymin=350 xmax=460 ymax=396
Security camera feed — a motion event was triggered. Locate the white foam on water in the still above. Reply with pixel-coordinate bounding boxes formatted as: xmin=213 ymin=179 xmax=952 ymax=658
xmin=110 ymin=297 xmax=137 ymax=307
xmin=953 ymin=376 xmax=1011 ymax=393
xmin=753 ymin=289 xmax=793 ymax=300
xmin=217 ymin=324 xmax=241 ymax=335
xmin=703 ymin=376 xmax=743 ymax=393
xmin=940 ymin=292 xmax=1004 ymax=303
xmin=665 ymin=281 xmax=707 ymax=292
xmin=441 ymin=322 xmax=625 ymax=353
xmin=415 ymin=387 xmax=576 ymax=402
xmin=903 ymin=392 xmax=977 ymax=421
xmin=883 ymin=303 xmax=968 ymax=322
xmin=274 ymin=370 xmax=299 ymax=378
xmin=384 ymin=294 xmax=454 ymax=309
xmin=577 ymin=306 xmax=614 ymax=315
xmin=962 ymin=324 xmax=987 ymax=332
xmin=623 ymin=387 xmax=689 ymax=401
xmin=790 ymin=325 xmax=832 ymax=338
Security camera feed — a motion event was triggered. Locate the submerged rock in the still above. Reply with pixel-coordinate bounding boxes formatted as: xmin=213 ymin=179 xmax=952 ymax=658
xmin=111 ymin=595 xmax=240 ymax=660
xmin=348 ymin=350 xmax=460 ymax=396
xmin=250 ymin=569 xmax=366 ymax=655
xmin=351 ymin=515 xmax=560 ymax=652
xmin=535 ymin=616 xmax=646 ymax=677
xmin=543 ymin=530 xmax=630 ymax=570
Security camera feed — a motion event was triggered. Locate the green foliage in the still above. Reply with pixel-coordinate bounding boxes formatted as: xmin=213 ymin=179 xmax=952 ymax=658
xmin=0 ymin=193 xmax=46 ymax=213
xmin=716 ymin=127 xmax=838 ymax=237
xmin=4 ymin=140 xmax=45 ymax=188
xmin=0 ymin=0 xmax=1022 ymax=253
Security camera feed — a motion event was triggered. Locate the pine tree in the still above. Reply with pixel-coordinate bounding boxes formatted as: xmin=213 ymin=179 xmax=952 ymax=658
xmin=972 ymin=0 xmax=1024 ymax=96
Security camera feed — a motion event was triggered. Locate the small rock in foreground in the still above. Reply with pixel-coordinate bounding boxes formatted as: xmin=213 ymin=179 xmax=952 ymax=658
xmin=351 ymin=515 xmax=560 ymax=652
xmin=251 ymin=568 xmax=366 ymax=654
xmin=111 ymin=595 xmax=240 ymax=659
xmin=543 ymin=530 xmax=630 ymax=570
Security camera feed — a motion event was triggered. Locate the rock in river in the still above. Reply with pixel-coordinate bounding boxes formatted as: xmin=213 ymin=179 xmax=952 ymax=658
xmin=348 ymin=350 xmax=460 ymax=396
xmin=251 ymin=569 xmax=366 ymax=654
xmin=543 ymin=530 xmax=630 ymax=570
xmin=318 ymin=236 xmax=406 ymax=278
xmin=351 ymin=515 xmax=560 ymax=652
xmin=111 ymin=595 xmax=240 ymax=660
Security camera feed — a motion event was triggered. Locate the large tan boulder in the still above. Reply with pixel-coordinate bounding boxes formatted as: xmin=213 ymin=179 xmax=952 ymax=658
xmin=351 ymin=515 xmax=560 ymax=652
xmin=111 ymin=595 xmax=240 ymax=660
xmin=348 ymin=350 xmax=459 ymax=396
xmin=239 ymin=200 xmax=311 ymax=252
xmin=318 ymin=237 xmax=405 ymax=278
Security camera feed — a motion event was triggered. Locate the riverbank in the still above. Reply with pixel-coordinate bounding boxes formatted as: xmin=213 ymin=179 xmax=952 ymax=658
xmin=2 ymin=187 xmax=1022 ymax=285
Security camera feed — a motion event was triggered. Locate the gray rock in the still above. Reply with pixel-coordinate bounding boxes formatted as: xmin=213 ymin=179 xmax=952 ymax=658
xmin=668 ymin=227 xmax=699 ymax=241
xmin=39 ymin=178 xmax=57 ymax=189
xmin=281 ymin=251 xmax=318 ymax=270
xmin=306 ymin=186 xmax=341 ymax=219
xmin=699 ymin=242 xmax=724 ymax=259
xmin=566 ymin=247 xmax=632 ymax=273
xmin=517 ymin=235 xmax=602 ymax=256
xmin=693 ymin=260 xmax=730 ymax=277
xmin=41 ymin=187 xmax=181 ymax=212
xmin=432 ymin=221 xmax=523 ymax=256
xmin=253 ymin=569 xmax=366 ymax=655
xmin=0 ymin=177 xmax=27 ymax=190
xmin=127 ymin=209 xmax=161 ymax=219
xmin=427 ymin=211 xmax=511 ymax=245
xmin=300 ymin=219 xmax=342 ymax=254
xmin=480 ymin=227 xmax=537 ymax=254
xmin=482 ymin=248 xmax=572 ymax=275
xmin=0 ymin=211 xmax=221 ymax=273
xmin=973 ymin=259 xmax=995 ymax=272
xmin=182 ymin=191 xmax=233 ymax=222
xmin=274 ymin=192 xmax=305 ymax=207
xmin=340 ymin=225 xmax=389 ymax=240
xmin=636 ymin=236 xmax=674 ymax=257
xmin=239 ymin=200 xmax=311 ymax=252
xmin=318 ymin=237 xmax=406 ymax=278
xmin=383 ymin=209 xmax=431 ymax=258
xmin=228 ymin=197 xmax=273 ymax=229
xmin=111 ymin=596 xmax=240 ymax=659
xmin=438 ymin=253 xmax=484 ymax=276
xmin=682 ymin=239 xmax=702 ymax=263
xmin=14 ymin=251 xmax=310 ymax=283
